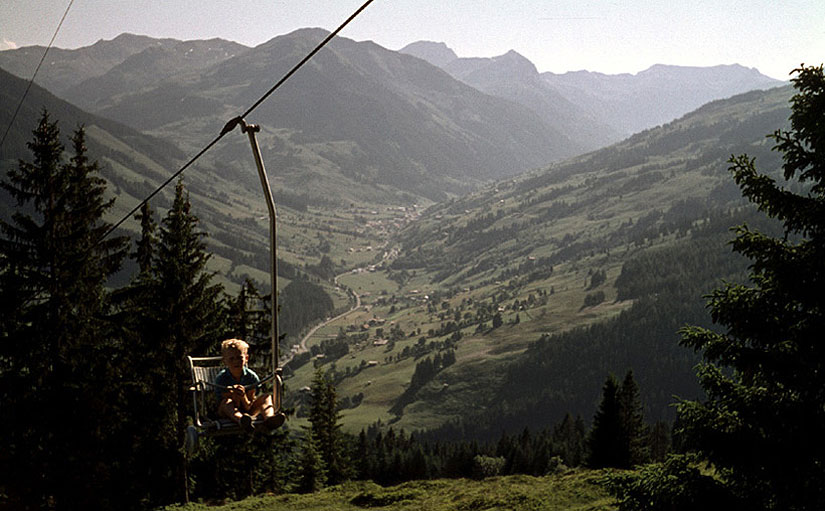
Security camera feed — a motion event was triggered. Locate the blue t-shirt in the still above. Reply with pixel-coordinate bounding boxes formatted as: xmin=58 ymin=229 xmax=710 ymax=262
xmin=214 ymin=366 xmax=260 ymax=402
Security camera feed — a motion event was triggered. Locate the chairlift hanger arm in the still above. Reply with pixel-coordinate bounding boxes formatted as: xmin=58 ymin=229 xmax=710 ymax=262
xmin=229 ymin=118 xmax=279 ymax=373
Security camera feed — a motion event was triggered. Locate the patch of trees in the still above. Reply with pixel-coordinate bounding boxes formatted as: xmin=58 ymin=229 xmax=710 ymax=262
xmin=581 ymin=290 xmax=605 ymax=308
xmin=0 ymin=112 xmax=248 ymax=508
xmin=278 ymin=278 xmax=335 ymax=341
xmin=310 ymin=337 xmax=349 ymax=364
xmin=390 ymin=350 xmax=456 ymax=415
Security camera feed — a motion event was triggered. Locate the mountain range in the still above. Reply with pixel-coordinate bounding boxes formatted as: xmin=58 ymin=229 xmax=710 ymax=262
xmin=400 ymin=40 xmax=782 ymax=142
xmin=2 ymin=31 xmax=783 ymax=204
xmin=2 ymin=31 xmax=584 ymax=202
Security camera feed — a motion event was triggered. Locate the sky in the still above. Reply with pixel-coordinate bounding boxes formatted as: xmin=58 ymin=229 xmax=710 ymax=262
xmin=1 ymin=0 xmax=823 ymax=80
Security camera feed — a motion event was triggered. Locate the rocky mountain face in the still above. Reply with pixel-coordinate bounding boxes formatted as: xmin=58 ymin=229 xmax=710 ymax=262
xmin=397 ymin=41 xmax=457 ymax=68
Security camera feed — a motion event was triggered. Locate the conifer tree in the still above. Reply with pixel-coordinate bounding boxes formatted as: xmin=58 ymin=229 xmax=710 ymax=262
xmin=588 ymin=371 xmax=648 ymax=469
xmin=553 ymin=413 xmax=585 ymax=467
xmin=0 ymin=113 xmax=128 ymax=508
xmin=586 ymin=374 xmax=625 ymax=468
xmin=675 ymin=65 xmax=825 ymax=509
xmin=297 ymin=429 xmax=327 ymax=493
xmin=618 ymin=370 xmax=648 ymax=465
xmin=308 ymin=368 xmax=352 ymax=484
xmin=133 ymin=201 xmax=156 ymax=275
xmin=131 ymin=180 xmax=227 ymax=503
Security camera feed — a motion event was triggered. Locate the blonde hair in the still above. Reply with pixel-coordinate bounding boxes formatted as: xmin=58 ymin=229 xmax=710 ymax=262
xmin=221 ymin=338 xmax=249 ymax=358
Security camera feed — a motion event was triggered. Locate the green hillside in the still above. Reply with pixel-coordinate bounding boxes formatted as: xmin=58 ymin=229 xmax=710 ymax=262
xmin=283 ymin=85 xmax=793 ymax=436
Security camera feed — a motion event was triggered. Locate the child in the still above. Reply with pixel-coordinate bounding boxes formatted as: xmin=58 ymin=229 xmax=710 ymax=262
xmin=215 ymin=338 xmax=284 ymax=432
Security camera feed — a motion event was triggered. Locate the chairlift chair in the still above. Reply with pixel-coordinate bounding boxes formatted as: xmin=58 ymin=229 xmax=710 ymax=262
xmin=185 ymin=355 xmax=283 ymax=455
xmin=185 ymin=119 xmax=284 ymax=456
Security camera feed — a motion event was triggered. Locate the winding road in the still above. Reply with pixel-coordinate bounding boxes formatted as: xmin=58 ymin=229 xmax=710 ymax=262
xmin=280 ymin=271 xmax=362 ymax=366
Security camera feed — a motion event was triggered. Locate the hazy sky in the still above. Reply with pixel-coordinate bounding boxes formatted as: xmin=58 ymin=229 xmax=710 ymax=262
xmin=1 ymin=0 xmax=823 ymax=80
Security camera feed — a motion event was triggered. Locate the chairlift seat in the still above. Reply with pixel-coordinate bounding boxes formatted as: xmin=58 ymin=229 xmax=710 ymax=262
xmin=185 ymin=355 xmax=283 ymax=455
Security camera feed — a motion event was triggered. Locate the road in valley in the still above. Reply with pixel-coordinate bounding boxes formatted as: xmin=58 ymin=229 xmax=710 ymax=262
xmin=280 ymin=271 xmax=362 ymax=366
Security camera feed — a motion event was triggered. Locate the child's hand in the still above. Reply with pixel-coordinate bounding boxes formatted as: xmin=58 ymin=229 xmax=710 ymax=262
xmin=230 ymin=385 xmax=245 ymax=400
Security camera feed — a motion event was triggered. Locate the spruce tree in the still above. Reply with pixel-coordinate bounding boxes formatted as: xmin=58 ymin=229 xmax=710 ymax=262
xmin=675 ymin=65 xmax=825 ymax=509
xmin=618 ymin=370 xmax=648 ymax=466
xmin=133 ymin=201 xmax=156 ymax=275
xmin=586 ymin=374 xmax=625 ymax=468
xmin=132 ymin=180 xmax=227 ymax=504
xmin=553 ymin=413 xmax=585 ymax=467
xmin=0 ymin=113 xmax=128 ymax=508
xmin=297 ymin=429 xmax=327 ymax=493
xmin=308 ymin=368 xmax=352 ymax=484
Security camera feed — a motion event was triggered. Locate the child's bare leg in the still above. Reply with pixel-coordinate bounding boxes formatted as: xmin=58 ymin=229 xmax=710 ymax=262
xmin=249 ymin=395 xmax=275 ymax=417
xmin=217 ymin=398 xmax=242 ymax=423
xmin=250 ymin=394 xmax=284 ymax=430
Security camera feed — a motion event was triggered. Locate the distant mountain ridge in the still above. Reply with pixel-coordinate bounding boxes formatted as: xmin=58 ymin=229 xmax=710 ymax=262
xmin=0 ymin=33 xmax=247 ymax=97
xmin=398 ymin=41 xmax=457 ymax=67
xmin=1 ymin=29 xmax=582 ymax=200
xmin=2 ymin=32 xmax=785 ymax=203
xmin=542 ymin=63 xmax=784 ymax=135
xmin=400 ymin=40 xmax=785 ymax=140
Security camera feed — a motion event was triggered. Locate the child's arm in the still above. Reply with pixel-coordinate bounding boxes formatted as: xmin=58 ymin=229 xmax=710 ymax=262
xmin=225 ymin=385 xmax=253 ymax=410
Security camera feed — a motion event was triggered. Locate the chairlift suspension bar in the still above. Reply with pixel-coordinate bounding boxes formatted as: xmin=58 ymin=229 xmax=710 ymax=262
xmin=237 ymin=119 xmax=279 ymax=373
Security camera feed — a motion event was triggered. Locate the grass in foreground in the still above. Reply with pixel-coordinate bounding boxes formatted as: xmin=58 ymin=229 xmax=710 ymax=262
xmin=163 ymin=470 xmax=616 ymax=511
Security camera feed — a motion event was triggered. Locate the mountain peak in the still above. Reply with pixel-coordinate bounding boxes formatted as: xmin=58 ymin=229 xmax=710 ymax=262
xmin=399 ymin=41 xmax=458 ymax=67
xmin=492 ymin=50 xmax=538 ymax=75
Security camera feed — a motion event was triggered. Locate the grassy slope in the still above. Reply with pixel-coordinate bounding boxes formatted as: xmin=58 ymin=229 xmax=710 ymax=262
xmin=284 ymin=85 xmax=793 ymax=433
xmin=163 ymin=470 xmax=615 ymax=511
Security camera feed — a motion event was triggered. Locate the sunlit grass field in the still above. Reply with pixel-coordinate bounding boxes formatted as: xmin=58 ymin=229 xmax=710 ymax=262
xmin=163 ymin=470 xmax=616 ymax=511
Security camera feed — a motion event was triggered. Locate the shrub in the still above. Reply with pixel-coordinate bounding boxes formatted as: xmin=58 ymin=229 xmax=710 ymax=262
xmin=472 ymin=455 xmax=506 ymax=479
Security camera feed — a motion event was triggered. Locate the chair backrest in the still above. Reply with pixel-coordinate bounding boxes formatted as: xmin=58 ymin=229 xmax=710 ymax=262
xmin=188 ymin=356 xmax=223 ymax=426
xmin=192 ymin=362 xmax=223 ymax=386
xmin=189 ymin=356 xmax=223 ymax=382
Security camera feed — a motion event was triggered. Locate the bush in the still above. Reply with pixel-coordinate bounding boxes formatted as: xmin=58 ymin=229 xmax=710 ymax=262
xmin=472 ymin=455 xmax=506 ymax=479
xmin=603 ymin=454 xmax=735 ymax=511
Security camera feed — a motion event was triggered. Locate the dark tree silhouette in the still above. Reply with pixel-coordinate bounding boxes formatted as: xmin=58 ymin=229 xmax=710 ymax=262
xmin=676 ymin=65 xmax=825 ymax=510
xmin=0 ymin=113 xmax=128 ymax=508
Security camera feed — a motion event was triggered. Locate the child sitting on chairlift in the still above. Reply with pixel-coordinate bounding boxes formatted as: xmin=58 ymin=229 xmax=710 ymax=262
xmin=215 ymin=338 xmax=284 ymax=432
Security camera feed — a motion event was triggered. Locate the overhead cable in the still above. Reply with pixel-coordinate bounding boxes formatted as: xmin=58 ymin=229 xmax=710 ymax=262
xmin=0 ymin=0 xmax=76 ymax=149
xmin=102 ymin=0 xmax=376 ymax=241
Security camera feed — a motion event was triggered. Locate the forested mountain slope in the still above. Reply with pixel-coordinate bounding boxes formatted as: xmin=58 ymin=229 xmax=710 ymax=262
xmin=391 ymin=85 xmax=791 ymax=287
